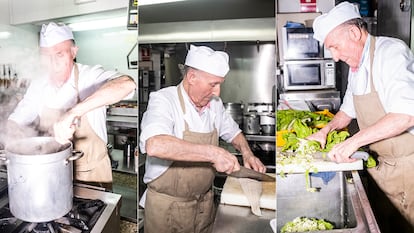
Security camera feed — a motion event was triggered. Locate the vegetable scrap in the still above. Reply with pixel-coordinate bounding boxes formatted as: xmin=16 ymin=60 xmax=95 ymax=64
xmin=281 ymin=217 xmax=334 ymax=233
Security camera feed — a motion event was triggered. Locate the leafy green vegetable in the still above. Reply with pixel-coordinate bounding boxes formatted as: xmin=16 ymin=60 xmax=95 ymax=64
xmin=277 ymin=110 xmax=333 ymax=131
xmin=323 ymin=131 xmax=350 ymax=152
xmin=292 ymin=119 xmax=313 ymax=138
xmin=365 ymin=155 xmax=377 ymax=168
xmin=281 ymin=217 xmax=334 ymax=233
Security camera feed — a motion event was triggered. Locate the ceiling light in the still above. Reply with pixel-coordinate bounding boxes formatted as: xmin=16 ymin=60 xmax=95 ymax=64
xmin=0 ymin=31 xmax=11 ymax=39
xmin=68 ymin=16 xmax=127 ymax=31
xmin=139 ymin=0 xmax=188 ymax=6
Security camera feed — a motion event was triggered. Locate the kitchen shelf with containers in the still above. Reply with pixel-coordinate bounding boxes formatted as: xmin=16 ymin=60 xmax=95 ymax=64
xmin=106 ymin=100 xmax=138 ymax=175
xmin=106 ymin=100 xmax=138 ymax=129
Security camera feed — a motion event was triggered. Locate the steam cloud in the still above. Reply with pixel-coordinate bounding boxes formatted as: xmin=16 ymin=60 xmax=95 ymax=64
xmin=0 ymin=45 xmax=47 ymax=149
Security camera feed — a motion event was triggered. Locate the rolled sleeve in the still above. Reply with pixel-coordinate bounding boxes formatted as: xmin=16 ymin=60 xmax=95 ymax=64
xmin=139 ymin=90 xmax=176 ymax=154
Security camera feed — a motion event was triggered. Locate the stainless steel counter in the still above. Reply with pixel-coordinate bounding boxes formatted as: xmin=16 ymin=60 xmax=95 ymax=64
xmin=212 ymin=204 xmax=275 ymax=233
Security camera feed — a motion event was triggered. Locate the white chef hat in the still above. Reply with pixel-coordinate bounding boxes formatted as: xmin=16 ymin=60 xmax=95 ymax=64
xmin=39 ymin=22 xmax=74 ymax=48
xmin=185 ymin=45 xmax=230 ymax=77
xmin=313 ymin=1 xmax=361 ymax=43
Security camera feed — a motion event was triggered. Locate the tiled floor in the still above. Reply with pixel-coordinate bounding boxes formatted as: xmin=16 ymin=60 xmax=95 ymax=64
xmin=113 ymin=171 xmax=137 ymax=221
xmin=112 ymin=159 xmax=138 ymax=232
xmin=121 ymin=219 xmax=138 ymax=233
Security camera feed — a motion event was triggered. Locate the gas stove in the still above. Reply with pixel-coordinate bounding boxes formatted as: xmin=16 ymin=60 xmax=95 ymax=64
xmin=0 ymin=170 xmax=122 ymax=233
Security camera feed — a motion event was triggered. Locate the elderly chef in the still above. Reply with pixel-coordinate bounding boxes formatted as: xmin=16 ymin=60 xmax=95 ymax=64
xmin=139 ymin=44 xmax=266 ymax=233
xmin=7 ymin=22 xmax=136 ymax=190
xmin=307 ymin=1 xmax=414 ymax=230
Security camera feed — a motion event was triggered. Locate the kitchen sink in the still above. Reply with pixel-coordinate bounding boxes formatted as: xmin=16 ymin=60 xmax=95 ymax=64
xmin=277 ymin=171 xmax=380 ymax=233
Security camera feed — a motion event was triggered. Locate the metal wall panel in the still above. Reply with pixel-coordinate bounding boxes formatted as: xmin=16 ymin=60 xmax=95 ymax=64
xmin=377 ymin=0 xmax=411 ymax=45
xmin=146 ymin=41 xmax=276 ymax=105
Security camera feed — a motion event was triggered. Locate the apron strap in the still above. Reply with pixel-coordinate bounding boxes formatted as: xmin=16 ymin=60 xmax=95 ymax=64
xmin=369 ymin=36 xmax=376 ymax=92
xmin=73 ymin=63 xmax=81 ymax=103
xmin=177 ymin=85 xmax=190 ymax=131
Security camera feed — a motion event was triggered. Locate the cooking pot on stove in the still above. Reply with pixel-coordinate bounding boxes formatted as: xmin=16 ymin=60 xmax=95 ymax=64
xmin=260 ymin=114 xmax=275 ymax=136
xmin=243 ymin=113 xmax=261 ymax=135
xmin=0 ymin=137 xmax=83 ymax=222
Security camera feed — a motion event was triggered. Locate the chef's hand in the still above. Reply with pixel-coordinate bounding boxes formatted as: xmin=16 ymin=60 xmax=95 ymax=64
xmin=211 ymin=147 xmax=241 ymax=174
xmin=327 ymin=138 xmax=359 ymax=163
xmin=53 ymin=114 xmax=79 ymax=145
xmin=306 ymin=130 xmax=328 ymax=149
xmin=243 ymin=153 xmax=266 ymax=173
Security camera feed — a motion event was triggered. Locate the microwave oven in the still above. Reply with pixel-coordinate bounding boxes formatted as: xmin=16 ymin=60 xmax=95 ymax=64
xmin=282 ymin=59 xmax=336 ymax=90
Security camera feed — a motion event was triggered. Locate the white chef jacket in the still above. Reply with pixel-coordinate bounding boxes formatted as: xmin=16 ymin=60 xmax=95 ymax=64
xmin=139 ymin=82 xmax=241 ymax=184
xmin=340 ymin=35 xmax=414 ymax=134
xmin=8 ymin=63 xmax=130 ymax=142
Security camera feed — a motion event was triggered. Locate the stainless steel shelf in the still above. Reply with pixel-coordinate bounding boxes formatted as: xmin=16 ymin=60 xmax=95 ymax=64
xmin=245 ymin=135 xmax=275 ymax=142
xmin=111 ymin=149 xmax=137 ymax=175
xmin=107 ymin=115 xmax=138 ymax=129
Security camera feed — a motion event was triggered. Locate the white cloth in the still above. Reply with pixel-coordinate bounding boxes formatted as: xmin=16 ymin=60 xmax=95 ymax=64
xmin=139 ymin=83 xmax=241 ymax=184
xmin=313 ymin=1 xmax=361 ymax=43
xmin=8 ymin=63 xmax=128 ymax=142
xmin=185 ymin=44 xmax=230 ymax=77
xmin=40 ymin=22 xmax=74 ymax=47
xmin=340 ymin=35 xmax=414 ymax=134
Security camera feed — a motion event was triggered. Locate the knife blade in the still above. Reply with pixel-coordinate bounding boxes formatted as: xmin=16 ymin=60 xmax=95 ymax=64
xmin=349 ymin=151 xmax=369 ymax=161
xmin=224 ymin=167 xmax=275 ymax=182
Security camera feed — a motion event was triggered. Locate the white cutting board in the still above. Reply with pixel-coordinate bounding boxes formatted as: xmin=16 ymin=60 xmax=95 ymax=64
xmin=220 ymin=175 xmax=276 ymax=210
xmin=276 ymin=159 xmax=363 ymax=174
xmin=276 ymin=148 xmax=363 ymax=174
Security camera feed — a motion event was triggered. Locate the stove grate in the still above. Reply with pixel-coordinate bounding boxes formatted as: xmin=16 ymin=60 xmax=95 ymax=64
xmin=0 ymin=197 xmax=107 ymax=233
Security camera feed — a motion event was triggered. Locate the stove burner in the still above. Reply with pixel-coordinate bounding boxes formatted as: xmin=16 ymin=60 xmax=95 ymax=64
xmin=0 ymin=197 xmax=107 ymax=233
xmin=32 ymin=222 xmax=57 ymax=233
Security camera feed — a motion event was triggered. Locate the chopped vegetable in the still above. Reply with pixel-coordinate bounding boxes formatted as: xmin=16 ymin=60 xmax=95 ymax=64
xmin=295 ymin=138 xmax=320 ymax=156
xmin=276 ymin=109 xmax=351 ymax=192
xmin=281 ymin=217 xmax=334 ymax=233
xmin=276 ymin=151 xmax=318 ymax=191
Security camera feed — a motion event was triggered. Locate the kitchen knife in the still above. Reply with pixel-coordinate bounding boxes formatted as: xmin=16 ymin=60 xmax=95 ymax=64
xmin=224 ymin=167 xmax=275 ymax=182
xmin=349 ymin=151 xmax=369 ymax=161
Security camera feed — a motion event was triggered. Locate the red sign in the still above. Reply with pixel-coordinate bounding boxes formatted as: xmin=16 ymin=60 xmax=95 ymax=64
xmin=300 ymin=0 xmax=317 ymax=12
xmin=141 ymin=48 xmax=151 ymax=61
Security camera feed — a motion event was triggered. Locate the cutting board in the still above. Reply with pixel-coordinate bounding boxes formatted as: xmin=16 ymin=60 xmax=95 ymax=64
xmin=220 ymin=175 xmax=276 ymax=210
xmin=276 ymin=148 xmax=363 ymax=174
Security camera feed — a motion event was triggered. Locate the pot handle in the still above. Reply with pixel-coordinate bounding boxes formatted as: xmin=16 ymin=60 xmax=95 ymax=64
xmin=0 ymin=150 xmax=7 ymax=165
xmin=65 ymin=150 xmax=84 ymax=165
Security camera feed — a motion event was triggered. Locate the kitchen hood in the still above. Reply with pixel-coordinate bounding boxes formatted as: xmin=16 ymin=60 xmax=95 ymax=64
xmin=138 ymin=17 xmax=275 ymax=43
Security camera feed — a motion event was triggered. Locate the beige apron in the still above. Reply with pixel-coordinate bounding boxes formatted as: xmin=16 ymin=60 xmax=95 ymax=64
xmin=354 ymin=36 xmax=414 ymax=225
xmin=144 ymin=86 xmax=218 ymax=233
xmin=39 ymin=64 xmax=112 ymax=187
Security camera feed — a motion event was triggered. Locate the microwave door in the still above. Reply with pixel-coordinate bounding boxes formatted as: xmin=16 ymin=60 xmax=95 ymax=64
xmin=283 ymin=62 xmax=322 ymax=90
